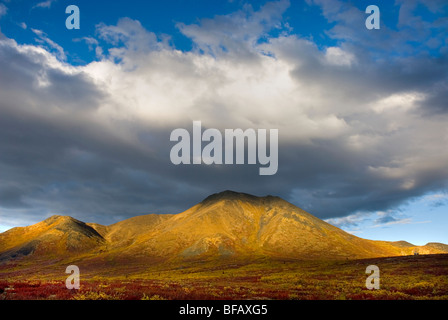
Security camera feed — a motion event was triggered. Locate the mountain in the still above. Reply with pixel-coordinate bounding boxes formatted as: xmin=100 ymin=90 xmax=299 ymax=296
xmin=0 ymin=215 xmax=104 ymax=260
xmin=413 ymin=242 xmax=448 ymax=255
xmin=103 ymin=214 xmax=174 ymax=249
xmin=424 ymin=242 xmax=448 ymax=251
xmin=115 ymin=191 xmax=404 ymax=260
xmin=1 ymin=191 xmax=447 ymax=263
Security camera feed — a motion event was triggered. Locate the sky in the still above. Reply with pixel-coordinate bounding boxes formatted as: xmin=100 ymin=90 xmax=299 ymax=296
xmin=0 ymin=0 xmax=447 ymax=245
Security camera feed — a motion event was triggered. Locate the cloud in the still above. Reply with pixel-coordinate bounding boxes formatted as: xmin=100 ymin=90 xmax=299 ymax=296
xmin=326 ymin=210 xmax=431 ymax=231
xmin=324 ymin=47 xmax=356 ymax=67
xmin=32 ymin=28 xmax=66 ymax=60
xmin=177 ymin=0 xmax=290 ymax=58
xmin=0 ymin=4 xmax=7 ymax=18
xmin=33 ymin=0 xmax=57 ymax=9
xmin=307 ymin=0 xmax=448 ymax=62
xmin=0 ymin=1 xmax=447 ymax=229
xmin=372 ymin=218 xmax=412 ymax=228
xmin=325 ymin=212 xmax=372 ymax=229
xmin=370 ymin=213 xmax=431 ymax=228
xmin=74 ymin=37 xmax=104 ymax=59
xmin=374 ymin=211 xmax=402 ymax=225
xmin=422 ymin=193 xmax=448 ymax=208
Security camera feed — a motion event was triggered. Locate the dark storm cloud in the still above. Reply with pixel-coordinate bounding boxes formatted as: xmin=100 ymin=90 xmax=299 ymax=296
xmin=272 ymin=139 xmax=448 ymax=219
xmin=0 ymin=40 xmax=103 ymax=112
xmin=0 ymin=40 xmax=225 ymax=224
xmin=418 ymin=80 xmax=448 ymax=115
xmin=0 ymin=40 xmax=188 ymax=225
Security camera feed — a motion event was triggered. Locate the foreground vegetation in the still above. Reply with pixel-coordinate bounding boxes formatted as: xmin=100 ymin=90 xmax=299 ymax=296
xmin=1 ymin=254 xmax=447 ymax=300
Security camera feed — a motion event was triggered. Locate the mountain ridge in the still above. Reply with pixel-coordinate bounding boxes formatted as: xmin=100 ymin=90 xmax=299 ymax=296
xmin=1 ymin=191 xmax=447 ymax=263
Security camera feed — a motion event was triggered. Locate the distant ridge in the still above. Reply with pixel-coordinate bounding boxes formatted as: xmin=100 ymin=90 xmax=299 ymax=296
xmin=1 ymin=191 xmax=447 ymax=263
xmin=391 ymin=241 xmax=415 ymax=248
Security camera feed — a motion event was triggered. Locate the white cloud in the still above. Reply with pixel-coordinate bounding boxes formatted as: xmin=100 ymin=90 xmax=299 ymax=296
xmin=32 ymin=28 xmax=66 ymax=61
xmin=74 ymin=37 xmax=104 ymax=59
xmin=83 ymin=18 xmax=353 ymax=143
xmin=33 ymin=0 xmax=57 ymax=9
xmin=177 ymin=0 xmax=290 ymax=57
xmin=371 ymin=92 xmax=424 ymax=114
xmin=324 ymin=47 xmax=356 ymax=66
xmin=0 ymin=3 xmax=7 ymax=18
xmin=325 ymin=212 xmax=371 ymax=228
xmin=372 ymin=218 xmax=412 ymax=228
xmin=327 ymin=210 xmax=431 ymax=232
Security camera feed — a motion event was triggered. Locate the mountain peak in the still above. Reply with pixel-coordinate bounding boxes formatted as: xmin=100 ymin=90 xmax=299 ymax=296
xmin=391 ymin=241 xmax=415 ymax=248
xmin=42 ymin=215 xmax=77 ymax=225
xmin=201 ymin=190 xmax=281 ymax=205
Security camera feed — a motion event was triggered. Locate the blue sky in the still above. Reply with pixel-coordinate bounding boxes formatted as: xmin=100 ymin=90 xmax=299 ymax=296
xmin=0 ymin=0 xmax=447 ymax=246
xmin=1 ymin=0 xmax=411 ymax=64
